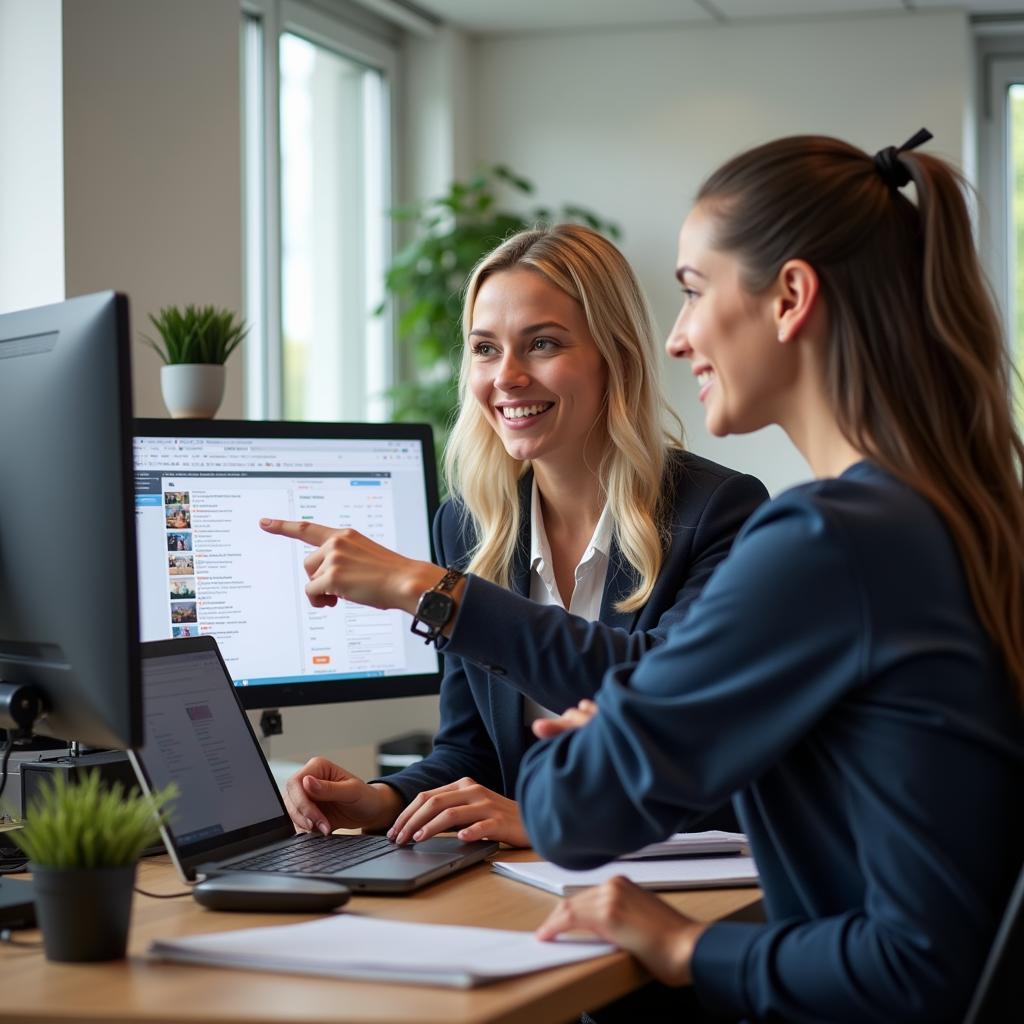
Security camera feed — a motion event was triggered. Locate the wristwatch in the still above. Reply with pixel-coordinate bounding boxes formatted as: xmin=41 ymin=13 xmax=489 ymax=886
xmin=410 ymin=567 xmax=464 ymax=644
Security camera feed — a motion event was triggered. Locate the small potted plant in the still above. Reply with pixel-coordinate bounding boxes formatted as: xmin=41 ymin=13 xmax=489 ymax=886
xmin=10 ymin=769 xmax=176 ymax=962
xmin=142 ymin=304 xmax=247 ymax=419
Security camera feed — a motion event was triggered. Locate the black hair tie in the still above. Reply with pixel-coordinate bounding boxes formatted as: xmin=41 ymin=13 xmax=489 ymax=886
xmin=872 ymin=127 xmax=933 ymax=189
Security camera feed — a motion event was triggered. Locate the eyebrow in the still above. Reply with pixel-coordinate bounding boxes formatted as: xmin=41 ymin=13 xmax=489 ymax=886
xmin=469 ymin=321 xmax=570 ymax=338
xmin=675 ymin=265 xmax=707 ymax=284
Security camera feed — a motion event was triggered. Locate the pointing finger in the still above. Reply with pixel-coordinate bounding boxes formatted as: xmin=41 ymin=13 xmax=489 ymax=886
xmin=260 ymin=518 xmax=335 ymax=546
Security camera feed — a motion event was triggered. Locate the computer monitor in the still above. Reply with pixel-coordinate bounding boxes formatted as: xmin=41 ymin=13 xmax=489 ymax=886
xmin=0 ymin=292 xmax=142 ymax=750
xmin=131 ymin=419 xmax=442 ymax=709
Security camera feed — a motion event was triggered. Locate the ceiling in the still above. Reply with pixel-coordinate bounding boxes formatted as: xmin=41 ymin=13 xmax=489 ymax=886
xmin=409 ymin=0 xmax=1024 ymax=35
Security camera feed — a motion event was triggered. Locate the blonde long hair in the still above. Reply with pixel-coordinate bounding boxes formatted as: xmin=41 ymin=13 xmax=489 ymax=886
xmin=444 ymin=224 xmax=682 ymax=612
xmin=699 ymin=136 xmax=1024 ymax=698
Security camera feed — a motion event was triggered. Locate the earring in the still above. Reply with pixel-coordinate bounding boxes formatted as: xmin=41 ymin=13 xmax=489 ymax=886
xmin=777 ymin=330 xmax=786 ymax=342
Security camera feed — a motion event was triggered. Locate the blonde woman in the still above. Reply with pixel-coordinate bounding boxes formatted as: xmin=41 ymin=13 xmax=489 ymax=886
xmin=261 ymin=224 xmax=767 ymax=847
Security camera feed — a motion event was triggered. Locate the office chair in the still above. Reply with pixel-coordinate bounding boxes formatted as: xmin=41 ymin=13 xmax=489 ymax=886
xmin=962 ymin=861 xmax=1024 ymax=1023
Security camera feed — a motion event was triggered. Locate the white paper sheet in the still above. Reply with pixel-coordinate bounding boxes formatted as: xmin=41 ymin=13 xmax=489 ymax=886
xmin=150 ymin=913 xmax=615 ymax=988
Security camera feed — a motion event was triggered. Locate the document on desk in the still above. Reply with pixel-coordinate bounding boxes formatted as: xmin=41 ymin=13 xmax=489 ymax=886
xmin=149 ymin=914 xmax=615 ymax=988
xmin=492 ymin=855 xmax=759 ymax=896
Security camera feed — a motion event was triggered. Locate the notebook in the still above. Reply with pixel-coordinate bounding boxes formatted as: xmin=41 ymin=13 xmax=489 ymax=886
xmin=492 ymin=855 xmax=759 ymax=896
xmin=150 ymin=914 xmax=615 ymax=988
xmin=130 ymin=637 xmax=497 ymax=893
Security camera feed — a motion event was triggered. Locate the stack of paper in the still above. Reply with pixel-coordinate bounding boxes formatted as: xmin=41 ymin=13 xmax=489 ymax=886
xmin=150 ymin=914 xmax=615 ymax=988
xmin=492 ymin=855 xmax=759 ymax=896
xmin=619 ymin=830 xmax=748 ymax=860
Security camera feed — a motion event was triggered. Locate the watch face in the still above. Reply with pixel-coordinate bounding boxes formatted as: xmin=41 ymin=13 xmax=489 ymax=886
xmin=417 ymin=589 xmax=455 ymax=627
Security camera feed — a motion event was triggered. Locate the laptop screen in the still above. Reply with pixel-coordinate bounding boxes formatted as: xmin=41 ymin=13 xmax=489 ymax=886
xmin=134 ymin=641 xmax=288 ymax=860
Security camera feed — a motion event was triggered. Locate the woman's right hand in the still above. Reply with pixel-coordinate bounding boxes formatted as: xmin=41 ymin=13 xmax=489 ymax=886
xmin=283 ymin=756 xmax=404 ymax=835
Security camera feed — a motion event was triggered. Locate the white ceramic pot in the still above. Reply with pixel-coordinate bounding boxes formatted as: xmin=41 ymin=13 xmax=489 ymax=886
xmin=160 ymin=363 xmax=225 ymax=419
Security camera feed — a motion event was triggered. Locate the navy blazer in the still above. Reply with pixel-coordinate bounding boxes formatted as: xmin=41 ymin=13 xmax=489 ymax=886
xmin=517 ymin=462 xmax=1024 ymax=1022
xmin=378 ymin=450 xmax=767 ymax=806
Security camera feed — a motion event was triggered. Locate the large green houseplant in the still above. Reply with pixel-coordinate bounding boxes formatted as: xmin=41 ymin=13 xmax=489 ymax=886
xmin=142 ymin=304 xmax=247 ymax=419
xmin=11 ymin=770 xmax=177 ymax=962
xmin=382 ymin=165 xmax=620 ymax=458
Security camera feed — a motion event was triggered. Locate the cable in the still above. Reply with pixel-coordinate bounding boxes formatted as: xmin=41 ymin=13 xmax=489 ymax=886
xmin=133 ymin=885 xmax=192 ymax=899
xmin=0 ymin=858 xmax=29 ymax=875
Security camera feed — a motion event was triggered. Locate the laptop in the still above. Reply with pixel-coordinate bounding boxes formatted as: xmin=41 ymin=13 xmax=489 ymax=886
xmin=129 ymin=637 xmax=497 ymax=892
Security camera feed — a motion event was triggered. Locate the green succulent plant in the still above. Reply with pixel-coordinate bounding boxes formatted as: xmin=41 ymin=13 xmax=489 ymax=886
xmin=382 ymin=165 xmax=620 ymax=457
xmin=10 ymin=769 xmax=177 ymax=869
xmin=142 ymin=304 xmax=247 ymax=365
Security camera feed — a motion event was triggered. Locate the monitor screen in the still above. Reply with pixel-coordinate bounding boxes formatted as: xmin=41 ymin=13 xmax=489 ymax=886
xmin=0 ymin=292 xmax=141 ymax=749
xmin=132 ymin=420 xmax=441 ymax=708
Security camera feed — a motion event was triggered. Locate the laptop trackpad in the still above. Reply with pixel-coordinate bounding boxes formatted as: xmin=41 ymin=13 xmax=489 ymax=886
xmin=356 ymin=848 xmax=458 ymax=881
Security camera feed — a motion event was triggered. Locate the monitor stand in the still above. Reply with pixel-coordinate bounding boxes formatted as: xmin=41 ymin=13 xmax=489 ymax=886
xmin=0 ymin=877 xmax=35 ymax=929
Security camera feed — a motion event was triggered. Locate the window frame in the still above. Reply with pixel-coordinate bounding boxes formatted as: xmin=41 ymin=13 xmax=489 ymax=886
xmin=241 ymin=0 xmax=399 ymax=421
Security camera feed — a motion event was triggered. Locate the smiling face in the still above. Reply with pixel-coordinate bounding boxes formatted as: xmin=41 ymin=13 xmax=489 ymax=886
xmin=467 ymin=267 xmax=608 ymax=468
xmin=666 ymin=202 xmax=796 ymax=437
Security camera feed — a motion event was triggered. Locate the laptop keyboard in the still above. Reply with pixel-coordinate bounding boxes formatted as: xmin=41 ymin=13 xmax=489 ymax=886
xmin=231 ymin=833 xmax=396 ymax=875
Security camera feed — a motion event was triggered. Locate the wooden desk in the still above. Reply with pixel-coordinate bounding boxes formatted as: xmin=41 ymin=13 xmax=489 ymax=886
xmin=0 ymin=851 xmax=761 ymax=1024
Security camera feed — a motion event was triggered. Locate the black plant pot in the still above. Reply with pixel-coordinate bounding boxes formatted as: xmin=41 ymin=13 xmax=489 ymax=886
xmin=30 ymin=862 xmax=136 ymax=962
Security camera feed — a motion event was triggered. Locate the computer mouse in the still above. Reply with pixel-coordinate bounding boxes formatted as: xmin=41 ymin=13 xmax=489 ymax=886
xmin=192 ymin=873 xmax=351 ymax=913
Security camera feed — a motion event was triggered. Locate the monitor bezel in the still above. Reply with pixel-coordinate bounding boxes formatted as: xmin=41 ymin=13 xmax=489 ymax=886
xmin=133 ymin=418 xmax=442 ymax=710
xmin=0 ymin=291 xmax=142 ymax=749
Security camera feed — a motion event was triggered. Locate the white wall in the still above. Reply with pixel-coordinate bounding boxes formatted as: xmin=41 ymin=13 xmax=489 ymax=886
xmin=62 ymin=0 xmax=245 ymax=419
xmin=0 ymin=0 xmax=64 ymax=313
xmin=401 ymin=25 xmax=476 ymax=201
xmin=473 ymin=9 xmax=972 ymax=495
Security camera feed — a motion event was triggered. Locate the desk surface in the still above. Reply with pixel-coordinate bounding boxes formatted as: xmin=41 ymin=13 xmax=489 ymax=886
xmin=0 ymin=850 xmax=760 ymax=1024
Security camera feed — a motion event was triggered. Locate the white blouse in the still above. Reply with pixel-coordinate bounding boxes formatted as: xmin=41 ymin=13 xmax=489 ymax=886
xmin=523 ymin=477 xmax=613 ymax=723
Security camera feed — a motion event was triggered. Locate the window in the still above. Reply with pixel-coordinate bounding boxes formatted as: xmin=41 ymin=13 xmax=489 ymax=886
xmin=978 ymin=35 xmax=1024 ymax=416
xmin=242 ymin=0 xmax=397 ymax=422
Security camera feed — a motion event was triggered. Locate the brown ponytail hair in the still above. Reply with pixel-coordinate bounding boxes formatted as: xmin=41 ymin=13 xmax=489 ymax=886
xmin=697 ymin=136 xmax=1024 ymax=698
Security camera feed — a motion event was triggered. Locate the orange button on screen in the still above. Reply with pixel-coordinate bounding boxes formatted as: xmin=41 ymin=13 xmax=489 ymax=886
xmin=312 ymin=655 xmax=331 ymax=665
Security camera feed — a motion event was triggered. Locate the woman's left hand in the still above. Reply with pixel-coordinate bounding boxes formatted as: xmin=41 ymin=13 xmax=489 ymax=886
xmin=259 ymin=518 xmax=442 ymax=612
xmin=536 ymin=876 xmax=708 ymax=986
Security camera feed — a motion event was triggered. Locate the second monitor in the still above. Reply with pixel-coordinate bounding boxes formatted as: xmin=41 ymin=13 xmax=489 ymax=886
xmin=132 ymin=420 xmax=441 ymax=709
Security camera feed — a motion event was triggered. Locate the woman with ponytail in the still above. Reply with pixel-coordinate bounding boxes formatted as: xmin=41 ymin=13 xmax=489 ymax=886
xmin=261 ymin=224 xmax=767 ymax=847
xmin=519 ymin=134 xmax=1024 ymax=1022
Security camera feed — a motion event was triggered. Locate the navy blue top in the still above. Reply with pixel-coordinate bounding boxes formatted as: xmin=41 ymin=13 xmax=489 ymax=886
xmin=517 ymin=462 xmax=1024 ymax=1023
xmin=376 ymin=451 xmax=767 ymax=804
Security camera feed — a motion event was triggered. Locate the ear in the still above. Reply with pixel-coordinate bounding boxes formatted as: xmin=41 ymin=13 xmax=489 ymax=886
xmin=772 ymin=259 xmax=819 ymax=344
